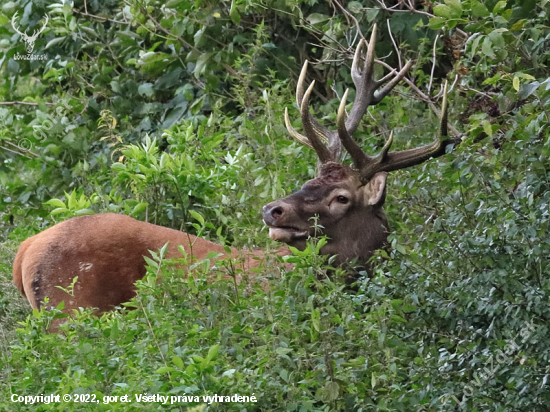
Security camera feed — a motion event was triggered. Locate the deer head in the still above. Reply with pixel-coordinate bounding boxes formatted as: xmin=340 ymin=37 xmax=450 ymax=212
xmin=12 ymin=12 xmax=48 ymax=54
xmin=263 ymin=25 xmax=453 ymax=269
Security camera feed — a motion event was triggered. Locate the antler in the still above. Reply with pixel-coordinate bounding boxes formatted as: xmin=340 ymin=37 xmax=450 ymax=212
xmin=285 ymin=25 xmax=411 ymax=165
xmin=337 ymin=81 xmax=450 ymax=183
xmin=285 ymin=24 xmax=453 ymax=183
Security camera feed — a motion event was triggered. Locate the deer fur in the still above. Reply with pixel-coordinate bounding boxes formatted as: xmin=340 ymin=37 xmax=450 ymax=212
xmin=263 ymin=163 xmax=389 ymax=268
xmin=12 ymin=213 xmax=281 ymax=324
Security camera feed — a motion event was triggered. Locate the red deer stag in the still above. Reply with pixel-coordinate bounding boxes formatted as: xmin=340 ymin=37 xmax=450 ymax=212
xmin=13 ymin=26 xmax=454 ymax=324
xmin=262 ymin=25 xmax=454 ymax=272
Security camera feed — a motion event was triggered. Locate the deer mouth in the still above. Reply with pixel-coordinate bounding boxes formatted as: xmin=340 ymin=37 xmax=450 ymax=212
xmin=268 ymin=227 xmax=309 ymax=243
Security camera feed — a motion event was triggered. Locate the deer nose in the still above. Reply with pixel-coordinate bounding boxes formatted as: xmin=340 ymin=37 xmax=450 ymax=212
xmin=269 ymin=206 xmax=283 ymax=218
xmin=262 ymin=203 xmax=285 ymax=224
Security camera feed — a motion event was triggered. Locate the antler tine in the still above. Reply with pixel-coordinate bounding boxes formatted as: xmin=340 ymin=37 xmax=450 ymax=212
xmin=285 ymin=60 xmax=344 ymax=163
xmin=346 ymin=24 xmax=413 ymax=134
xmin=300 ymin=81 xmax=333 ymax=164
xmin=439 ymin=80 xmax=449 ymax=137
xmin=286 ymin=24 xmax=449 ymax=172
xmin=284 ymin=108 xmax=313 ymax=150
xmin=346 ymin=30 xmax=375 ymax=134
xmin=337 ymin=89 xmax=369 ymax=169
xmin=292 ymin=61 xmax=330 ymax=145
xmin=373 ymin=60 xmax=414 ymax=104
xmin=359 ymin=81 xmax=452 ymax=183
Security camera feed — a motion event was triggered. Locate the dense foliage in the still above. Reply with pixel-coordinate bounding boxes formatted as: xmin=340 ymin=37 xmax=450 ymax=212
xmin=1 ymin=0 xmax=549 ymax=410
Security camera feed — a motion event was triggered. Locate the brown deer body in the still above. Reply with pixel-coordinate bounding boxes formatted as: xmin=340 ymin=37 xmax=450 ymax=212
xmin=13 ymin=25 xmax=455 ymax=322
xmin=13 ymin=213 xmax=272 ymax=315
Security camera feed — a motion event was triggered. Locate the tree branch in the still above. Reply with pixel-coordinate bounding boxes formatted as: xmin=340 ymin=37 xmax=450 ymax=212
xmin=0 ymin=101 xmax=55 ymax=106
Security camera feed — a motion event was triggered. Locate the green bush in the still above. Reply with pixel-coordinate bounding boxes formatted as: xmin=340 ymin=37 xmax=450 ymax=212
xmin=1 ymin=0 xmax=550 ymax=410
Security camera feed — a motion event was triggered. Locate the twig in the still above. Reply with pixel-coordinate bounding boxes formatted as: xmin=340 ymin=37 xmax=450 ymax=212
xmin=376 ymin=0 xmax=435 ymax=19
xmin=138 ymin=295 xmax=172 ymax=380
xmin=462 ymin=86 xmax=496 ymax=99
xmin=3 ymin=140 xmax=39 ymax=157
xmin=386 ymin=19 xmax=402 ymax=70
xmin=0 ymin=144 xmax=33 ymax=159
xmin=0 ymin=101 xmax=55 ymax=106
xmin=146 ymin=13 xmax=240 ymax=78
xmin=71 ymin=8 xmax=128 ymax=25
xmin=0 ymin=141 xmax=39 ymax=160
xmin=376 ymin=58 xmax=462 ymax=138
xmin=333 ymin=0 xmax=363 ymax=45
xmin=428 ymin=34 xmax=440 ymax=94
xmin=375 ymin=0 xmax=468 ymax=38
xmin=434 ymin=74 xmax=458 ymax=99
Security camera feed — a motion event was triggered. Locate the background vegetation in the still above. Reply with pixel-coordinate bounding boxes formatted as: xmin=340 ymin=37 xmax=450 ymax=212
xmin=1 ymin=0 xmax=549 ymax=410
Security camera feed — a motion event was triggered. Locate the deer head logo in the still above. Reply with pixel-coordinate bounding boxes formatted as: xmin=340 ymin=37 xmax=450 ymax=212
xmin=12 ymin=12 xmax=49 ymax=54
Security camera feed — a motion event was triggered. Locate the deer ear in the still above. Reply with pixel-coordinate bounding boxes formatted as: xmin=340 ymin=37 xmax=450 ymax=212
xmin=363 ymin=172 xmax=387 ymax=206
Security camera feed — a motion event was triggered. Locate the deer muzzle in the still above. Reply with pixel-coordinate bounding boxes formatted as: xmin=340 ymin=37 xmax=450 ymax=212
xmin=262 ymin=202 xmax=309 ymax=243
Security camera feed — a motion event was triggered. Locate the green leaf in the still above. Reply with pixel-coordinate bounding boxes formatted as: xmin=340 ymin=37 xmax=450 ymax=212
xmin=275 ymin=347 xmax=292 ymax=356
xmin=193 ymin=53 xmax=211 ymax=78
xmin=366 ymin=8 xmax=379 ymax=22
xmin=483 ymin=119 xmax=493 ymax=136
xmin=518 ymin=82 xmax=540 ymax=99
xmin=472 ymin=1 xmax=490 ymax=17
xmin=516 ymin=73 xmax=536 ymax=80
xmin=307 ymin=13 xmax=330 ymax=25
xmin=50 ymin=207 xmax=68 ymax=215
xmin=111 ymin=162 xmax=126 ymax=171
xmin=74 ymin=209 xmax=94 ymax=216
xmin=189 ymin=210 xmax=205 ymax=226
xmin=206 ymin=344 xmax=219 ymax=362
xmin=444 ymin=0 xmax=462 ymax=17
xmin=323 ymin=381 xmax=340 ymax=401
xmin=1 ymin=2 xmax=17 ymax=13
xmin=311 ymin=308 xmax=320 ymax=332
xmin=138 ymin=83 xmax=154 ymax=97
xmin=428 ymin=17 xmax=446 ymax=29
xmin=510 ymin=19 xmax=527 ymax=31
xmin=493 ymin=1 xmax=507 ymax=13
xmin=131 ymin=202 xmax=148 ymax=216
xmin=513 ymin=76 xmax=520 ymax=91
xmin=45 ymin=198 xmax=66 ymax=208
xmin=45 ymin=37 xmax=65 ymax=49
xmin=229 ymin=0 xmax=241 ymax=24
xmin=395 ymin=244 xmax=407 ymax=254
xmin=488 ymin=31 xmax=505 ymax=49
xmin=481 ymin=36 xmax=495 ymax=58
xmin=192 ymin=355 xmax=205 ymax=363
xmin=433 ymin=5 xmax=451 ymax=18
xmin=172 ymin=356 xmax=184 ymax=369
xmin=68 ymin=191 xmax=77 ymax=209
xmin=155 ymin=366 xmax=175 ymax=374
xmin=348 ymin=1 xmax=363 ymax=13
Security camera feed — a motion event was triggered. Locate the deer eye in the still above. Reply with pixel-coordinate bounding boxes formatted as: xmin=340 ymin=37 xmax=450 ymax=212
xmin=336 ymin=195 xmax=349 ymax=204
